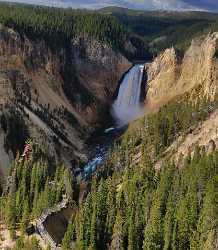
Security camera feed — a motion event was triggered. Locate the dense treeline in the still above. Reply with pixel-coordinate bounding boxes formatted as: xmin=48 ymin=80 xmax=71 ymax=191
xmin=117 ymin=95 xmax=218 ymax=164
xmin=1 ymin=95 xmax=218 ymax=249
xmin=58 ymin=95 xmax=218 ymax=249
xmin=1 ymin=3 xmax=218 ymax=61
xmin=145 ymin=95 xmax=218 ymax=156
xmin=0 ymin=3 xmax=128 ymax=52
xmin=1 ymin=4 xmax=218 ymax=248
xmin=0 ymin=140 xmax=74 ymax=239
xmin=11 ymin=236 xmax=44 ymax=250
xmin=63 ymin=147 xmax=218 ymax=250
xmin=60 ymin=94 xmax=218 ymax=249
xmin=101 ymin=6 xmax=218 ymax=56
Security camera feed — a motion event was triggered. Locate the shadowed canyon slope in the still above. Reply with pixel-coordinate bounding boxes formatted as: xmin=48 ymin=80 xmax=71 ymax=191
xmin=0 ymin=25 xmax=131 ymax=176
xmin=1 ymin=4 xmax=218 ymax=250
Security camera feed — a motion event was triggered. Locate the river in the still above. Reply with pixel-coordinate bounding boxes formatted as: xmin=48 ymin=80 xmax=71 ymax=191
xmin=81 ymin=64 xmax=144 ymax=179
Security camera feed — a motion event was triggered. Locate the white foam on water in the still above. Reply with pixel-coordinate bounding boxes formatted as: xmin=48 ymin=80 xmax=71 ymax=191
xmin=111 ymin=64 xmax=144 ymax=126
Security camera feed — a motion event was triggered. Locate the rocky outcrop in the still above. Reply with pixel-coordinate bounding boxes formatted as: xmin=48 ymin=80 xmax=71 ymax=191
xmin=155 ymin=107 xmax=218 ymax=169
xmin=145 ymin=33 xmax=218 ymax=110
xmin=0 ymin=24 xmax=131 ymax=177
xmin=145 ymin=47 xmax=178 ymax=109
xmin=0 ymin=25 xmax=131 ymax=122
xmin=141 ymin=32 xmax=218 ymax=169
xmin=72 ymin=35 xmax=131 ymax=105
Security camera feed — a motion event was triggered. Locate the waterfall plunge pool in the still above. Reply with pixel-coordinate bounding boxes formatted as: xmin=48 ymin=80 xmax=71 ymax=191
xmin=80 ymin=64 xmax=145 ymax=179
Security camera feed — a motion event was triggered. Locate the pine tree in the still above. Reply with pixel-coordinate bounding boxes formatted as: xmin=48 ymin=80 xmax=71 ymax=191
xmin=143 ymin=165 xmax=173 ymax=250
xmin=62 ymin=222 xmax=74 ymax=250
xmin=74 ymin=209 xmax=85 ymax=250
xmin=32 ymin=181 xmax=39 ymax=217
xmin=127 ymin=210 xmax=135 ymax=250
xmin=163 ymin=195 xmax=174 ymax=250
xmin=90 ymin=192 xmax=97 ymax=250
xmin=106 ymin=178 xmax=116 ymax=239
xmin=110 ymin=212 xmax=124 ymax=250
xmin=63 ymin=168 xmax=73 ymax=199
xmin=6 ymin=191 xmax=17 ymax=239
xmin=83 ymin=193 xmax=92 ymax=249
xmin=143 ymin=199 xmax=163 ymax=250
xmin=12 ymin=236 xmax=25 ymax=250
xmin=30 ymin=236 xmax=41 ymax=249
xmin=96 ymin=179 xmax=108 ymax=248
xmin=20 ymin=199 xmax=29 ymax=234
xmin=43 ymin=178 xmax=51 ymax=208
xmin=195 ymin=175 xmax=218 ymax=249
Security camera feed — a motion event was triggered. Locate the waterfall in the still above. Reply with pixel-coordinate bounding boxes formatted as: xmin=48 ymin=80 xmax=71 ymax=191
xmin=111 ymin=64 xmax=144 ymax=126
xmin=82 ymin=64 xmax=144 ymax=178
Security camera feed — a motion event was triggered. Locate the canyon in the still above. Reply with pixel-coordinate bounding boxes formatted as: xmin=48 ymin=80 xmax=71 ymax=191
xmin=0 ymin=24 xmax=131 ymax=179
xmin=1 ymin=26 xmax=218 ymax=182
xmin=146 ymin=32 xmax=218 ymax=110
xmin=0 ymin=5 xmax=218 ymax=248
xmin=144 ymin=32 xmax=218 ymax=166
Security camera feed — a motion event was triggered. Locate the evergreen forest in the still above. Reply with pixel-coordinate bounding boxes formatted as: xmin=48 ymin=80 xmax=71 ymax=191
xmin=0 ymin=2 xmax=217 ymax=250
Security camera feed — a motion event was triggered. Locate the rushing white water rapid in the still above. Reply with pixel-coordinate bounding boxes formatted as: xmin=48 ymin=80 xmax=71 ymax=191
xmin=111 ymin=64 xmax=144 ymax=126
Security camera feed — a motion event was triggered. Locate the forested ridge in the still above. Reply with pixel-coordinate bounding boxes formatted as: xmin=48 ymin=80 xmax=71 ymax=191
xmin=0 ymin=140 xmax=75 ymax=249
xmin=1 ymin=3 xmax=218 ymax=60
xmin=60 ymin=95 xmax=218 ymax=250
xmin=0 ymin=3 xmax=128 ymax=53
xmin=65 ymin=148 xmax=218 ymax=250
xmin=1 ymin=94 xmax=218 ymax=249
xmin=101 ymin=6 xmax=218 ymax=56
xmin=57 ymin=96 xmax=218 ymax=250
xmin=0 ymin=2 xmax=218 ymax=250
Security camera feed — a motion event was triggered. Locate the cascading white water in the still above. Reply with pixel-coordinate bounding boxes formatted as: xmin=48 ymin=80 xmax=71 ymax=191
xmin=82 ymin=65 xmax=144 ymax=178
xmin=111 ymin=64 xmax=144 ymax=126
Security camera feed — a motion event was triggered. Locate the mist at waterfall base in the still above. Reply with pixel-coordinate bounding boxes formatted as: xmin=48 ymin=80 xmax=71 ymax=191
xmin=111 ymin=64 xmax=145 ymax=127
xmin=81 ymin=65 xmax=145 ymax=179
